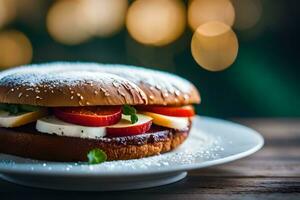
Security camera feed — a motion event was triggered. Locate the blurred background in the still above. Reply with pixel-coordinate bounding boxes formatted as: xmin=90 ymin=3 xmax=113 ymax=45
xmin=0 ymin=0 xmax=299 ymax=118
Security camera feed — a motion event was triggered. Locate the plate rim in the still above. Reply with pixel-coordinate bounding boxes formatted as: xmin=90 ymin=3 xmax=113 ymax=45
xmin=0 ymin=116 xmax=264 ymax=177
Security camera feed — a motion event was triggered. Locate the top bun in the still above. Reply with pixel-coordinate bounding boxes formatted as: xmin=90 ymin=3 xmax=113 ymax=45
xmin=0 ymin=62 xmax=200 ymax=107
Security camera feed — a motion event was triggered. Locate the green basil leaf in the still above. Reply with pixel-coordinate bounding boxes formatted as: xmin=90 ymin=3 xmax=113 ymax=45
xmin=0 ymin=103 xmax=41 ymax=114
xmin=20 ymin=105 xmax=41 ymax=112
xmin=0 ymin=104 xmax=7 ymax=110
xmin=10 ymin=105 xmax=19 ymax=114
xmin=87 ymin=149 xmax=107 ymax=164
xmin=131 ymin=114 xmax=138 ymax=124
xmin=0 ymin=104 xmax=19 ymax=114
xmin=122 ymin=105 xmax=138 ymax=124
xmin=122 ymin=105 xmax=135 ymax=115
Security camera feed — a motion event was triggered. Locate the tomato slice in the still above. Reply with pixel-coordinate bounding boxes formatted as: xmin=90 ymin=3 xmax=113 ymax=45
xmin=53 ymin=106 xmax=122 ymax=127
xmin=106 ymin=121 xmax=152 ymax=137
xmin=106 ymin=114 xmax=152 ymax=137
xmin=136 ymin=105 xmax=195 ymax=117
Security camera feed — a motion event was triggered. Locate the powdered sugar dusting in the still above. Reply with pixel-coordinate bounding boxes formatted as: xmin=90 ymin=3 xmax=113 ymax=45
xmin=0 ymin=62 xmax=193 ymax=90
xmin=0 ymin=62 xmax=198 ymax=105
xmin=91 ymin=131 xmax=221 ymax=172
xmin=0 ymin=129 xmax=221 ymax=174
xmin=1 ymin=70 xmax=134 ymax=88
xmin=0 ymin=116 xmax=264 ymax=178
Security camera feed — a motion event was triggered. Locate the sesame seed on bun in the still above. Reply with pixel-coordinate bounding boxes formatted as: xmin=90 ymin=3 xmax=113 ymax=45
xmin=0 ymin=62 xmax=200 ymax=107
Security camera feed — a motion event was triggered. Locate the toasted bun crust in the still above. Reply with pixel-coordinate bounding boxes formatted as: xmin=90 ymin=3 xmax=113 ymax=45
xmin=0 ymin=125 xmax=189 ymax=161
xmin=0 ymin=62 xmax=200 ymax=106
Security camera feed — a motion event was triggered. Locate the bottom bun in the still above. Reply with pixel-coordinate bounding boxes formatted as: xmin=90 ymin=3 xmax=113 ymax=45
xmin=0 ymin=125 xmax=189 ymax=162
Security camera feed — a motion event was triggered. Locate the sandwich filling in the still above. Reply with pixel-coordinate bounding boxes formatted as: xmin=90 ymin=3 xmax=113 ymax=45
xmin=0 ymin=104 xmax=194 ymax=139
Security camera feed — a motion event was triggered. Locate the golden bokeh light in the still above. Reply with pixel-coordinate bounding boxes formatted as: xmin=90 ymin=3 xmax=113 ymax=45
xmin=46 ymin=0 xmax=92 ymax=45
xmin=0 ymin=0 xmax=16 ymax=29
xmin=126 ymin=0 xmax=186 ymax=46
xmin=82 ymin=0 xmax=128 ymax=37
xmin=0 ymin=30 xmax=33 ymax=69
xmin=188 ymin=0 xmax=235 ymax=31
xmin=232 ymin=0 xmax=262 ymax=30
xmin=191 ymin=21 xmax=238 ymax=71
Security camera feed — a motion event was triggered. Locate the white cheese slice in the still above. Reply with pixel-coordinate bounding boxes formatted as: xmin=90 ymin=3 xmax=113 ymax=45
xmin=139 ymin=111 xmax=189 ymax=130
xmin=36 ymin=116 xmax=106 ymax=139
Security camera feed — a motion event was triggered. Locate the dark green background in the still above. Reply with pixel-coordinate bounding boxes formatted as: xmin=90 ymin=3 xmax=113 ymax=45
xmin=10 ymin=0 xmax=300 ymax=117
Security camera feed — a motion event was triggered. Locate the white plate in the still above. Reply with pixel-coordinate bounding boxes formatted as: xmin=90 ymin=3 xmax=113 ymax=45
xmin=0 ymin=116 xmax=264 ymax=191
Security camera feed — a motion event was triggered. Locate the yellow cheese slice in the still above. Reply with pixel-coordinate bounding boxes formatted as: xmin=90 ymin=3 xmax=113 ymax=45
xmin=0 ymin=109 xmax=48 ymax=128
xmin=140 ymin=111 xmax=189 ymax=130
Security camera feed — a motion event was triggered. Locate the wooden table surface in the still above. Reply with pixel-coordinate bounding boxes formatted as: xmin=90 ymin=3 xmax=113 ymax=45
xmin=1 ymin=119 xmax=300 ymax=199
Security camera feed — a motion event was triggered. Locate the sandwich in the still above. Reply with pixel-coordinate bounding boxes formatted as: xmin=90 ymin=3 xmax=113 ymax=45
xmin=0 ymin=62 xmax=200 ymax=163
